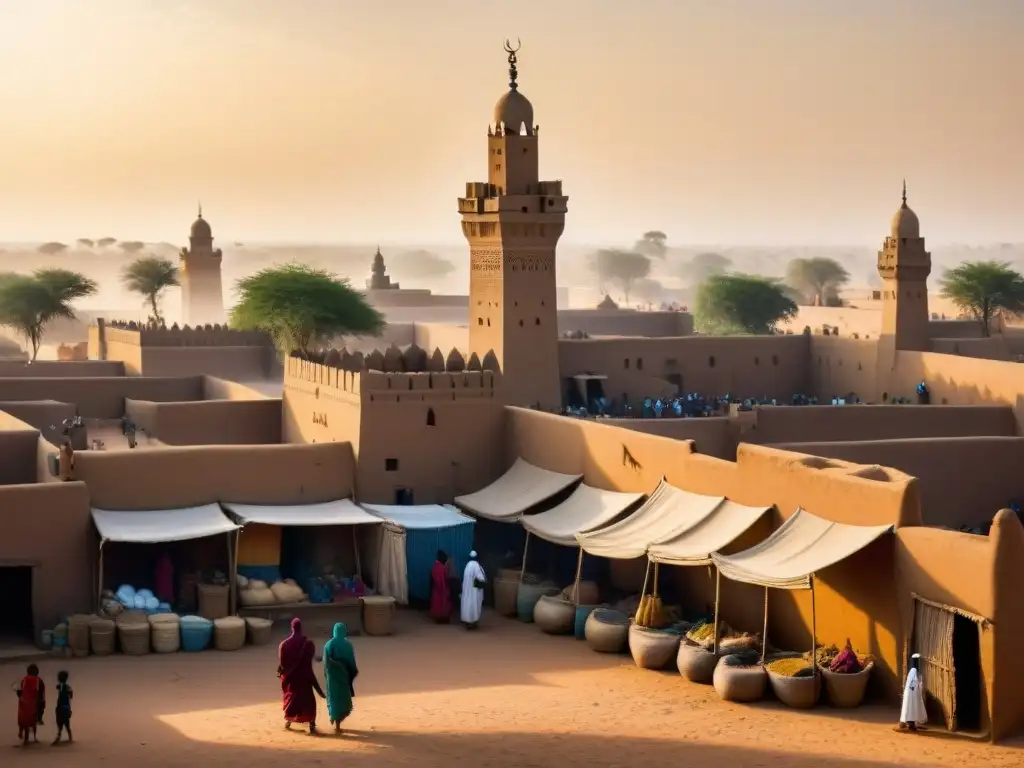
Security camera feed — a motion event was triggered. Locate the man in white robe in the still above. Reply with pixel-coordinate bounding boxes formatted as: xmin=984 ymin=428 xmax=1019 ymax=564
xmin=900 ymin=653 xmax=928 ymax=730
xmin=460 ymin=551 xmax=486 ymax=629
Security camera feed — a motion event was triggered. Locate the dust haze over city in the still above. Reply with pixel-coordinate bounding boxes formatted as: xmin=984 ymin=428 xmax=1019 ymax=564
xmin=0 ymin=0 xmax=1021 ymax=343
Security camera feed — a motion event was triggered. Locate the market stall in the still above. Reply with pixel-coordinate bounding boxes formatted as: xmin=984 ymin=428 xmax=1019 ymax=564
xmin=710 ymin=509 xmax=893 ymax=699
xmin=221 ymin=499 xmax=382 ymax=635
xmin=91 ymin=504 xmax=240 ymax=616
xmin=362 ymin=503 xmax=475 ymax=605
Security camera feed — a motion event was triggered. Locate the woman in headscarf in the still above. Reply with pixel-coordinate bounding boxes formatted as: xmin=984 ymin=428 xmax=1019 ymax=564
xmin=277 ymin=618 xmax=325 ymax=734
xmin=429 ymin=550 xmax=453 ymax=623
xmin=322 ymin=622 xmax=359 ymax=733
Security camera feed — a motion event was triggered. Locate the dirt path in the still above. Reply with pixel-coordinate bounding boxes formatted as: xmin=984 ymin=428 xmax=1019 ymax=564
xmin=3 ymin=611 xmax=1022 ymax=767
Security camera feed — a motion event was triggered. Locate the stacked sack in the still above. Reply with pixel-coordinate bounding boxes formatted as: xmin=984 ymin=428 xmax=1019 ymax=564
xmin=237 ymin=576 xmax=309 ymax=607
xmin=113 ymin=585 xmax=172 ymax=615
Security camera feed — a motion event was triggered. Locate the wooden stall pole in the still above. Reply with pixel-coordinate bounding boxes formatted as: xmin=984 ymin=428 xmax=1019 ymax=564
xmin=639 ymin=557 xmax=652 ymax=600
xmin=653 ymin=562 xmax=660 ymax=598
xmin=519 ymin=531 xmax=532 ymax=584
xmin=230 ymin=529 xmax=241 ymax=615
xmin=97 ymin=540 xmax=106 ymax=612
xmin=810 ymin=574 xmax=818 ymax=676
xmin=351 ymin=526 xmax=363 ymax=581
xmin=712 ymin=567 xmax=721 ymax=655
xmin=761 ymin=586 xmax=769 ymax=663
xmin=571 ymin=547 xmax=585 ymax=605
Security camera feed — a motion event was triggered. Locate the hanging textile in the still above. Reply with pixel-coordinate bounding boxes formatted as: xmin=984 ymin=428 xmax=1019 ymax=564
xmin=376 ymin=522 xmax=409 ymax=605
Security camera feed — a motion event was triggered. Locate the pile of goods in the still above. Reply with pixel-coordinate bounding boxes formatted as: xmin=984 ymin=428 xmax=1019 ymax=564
xmin=99 ymin=585 xmax=172 ymax=618
xmin=306 ymin=571 xmax=369 ymax=604
xmin=238 ymin=576 xmax=308 ymax=607
xmin=765 ymin=656 xmax=814 ymax=677
xmin=685 ymin=619 xmax=760 ymax=655
xmin=817 ymin=640 xmax=871 ymax=674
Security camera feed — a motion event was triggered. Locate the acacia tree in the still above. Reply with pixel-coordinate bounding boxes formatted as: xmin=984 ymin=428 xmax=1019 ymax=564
xmin=634 ymin=230 xmax=668 ymax=259
xmin=122 ymin=256 xmax=180 ymax=325
xmin=939 ymin=261 xmax=1024 ymax=337
xmin=590 ymin=249 xmax=651 ymax=306
xmin=695 ymin=273 xmax=797 ymax=335
xmin=229 ymin=263 xmax=385 ymax=357
xmin=37 ymin=242 xmax=68 ymax=256
xmin=0 ymin=268 xmax=98 ymax=359
xmin=678 ymin=252 xmax=732 ymax=286
xmin=76 ymin=238 xmax=95 ymax=249
xmin=96 ymin=237 xmax=117 ymax=248
xmin=786 ymin=257 xmax=850 ymax=305
xmin=119 ymin=241 xmax=146 ymax=254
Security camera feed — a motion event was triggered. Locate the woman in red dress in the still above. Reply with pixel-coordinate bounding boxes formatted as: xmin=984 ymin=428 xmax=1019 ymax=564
xmin=429 ymin=550 xmax=453 ymax=623
xmin=277 ymin=618 xmax=325 ymax=734
xmin=16 ymin=664 xmax=42 ymax=746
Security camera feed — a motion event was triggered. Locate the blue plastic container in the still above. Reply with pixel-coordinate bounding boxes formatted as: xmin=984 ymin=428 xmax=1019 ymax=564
xmin=179 ymin=615 xmax=213 ymax=652
xmin=574 ymin=605 xmax=599 ymax=639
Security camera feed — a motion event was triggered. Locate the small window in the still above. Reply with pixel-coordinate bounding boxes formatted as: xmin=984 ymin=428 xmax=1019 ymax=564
xmin=477 ymin=317 xmax=483 ymax=326
xmin=495 ymin=164 xmax=502 ymax=171
xmin=496 ymin=149 xmax=502 ymax=156
xmin=624 ymin=358 xmax=630 ymax=369
xmin=535 ymin=317 xmax=540 ymax=325
xmin=385 ymin=458 xmax=399 ymax=472
xmin=708 ymin=356 xmax=716 ymax=368
xmin=772 ymin=355 xmax=779 ymax=366
xmin=547 ymin=198 xmax=554 ymax=206
xmin=754 ymin=357 xmax=760 ymax=366
xmin=637 ymin=358 xmax=644 ymax=370
xmin=521 ymin=206 xmax=528 ymax=213
xmin=487 ymin=318 xmax=491 ymax=326
xmin=426 ymin=408 xmax=436 ymax=427
xmin=518 ymin=319 xmax=524 ymax=327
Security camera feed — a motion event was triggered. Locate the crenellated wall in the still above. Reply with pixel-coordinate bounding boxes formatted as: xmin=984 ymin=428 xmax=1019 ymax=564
xmin=282 ymin=354 xmax=504 ymax=505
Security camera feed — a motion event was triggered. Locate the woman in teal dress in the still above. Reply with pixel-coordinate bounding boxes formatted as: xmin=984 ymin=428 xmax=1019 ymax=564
xmin=322 ymin=622 xmax=359 ymax=732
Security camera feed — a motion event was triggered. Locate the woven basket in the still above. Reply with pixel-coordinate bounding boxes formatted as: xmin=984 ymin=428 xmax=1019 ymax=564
xmin=67 ymin=614 xmax=92 ymax=657
xmin=213 ymin=616 xmax=246 ymax=651
xmin=149 ymin=613 xmax=181 ymax=653
xmin=88 ymin=617 xmax=116 ymax=656
xmin=198 ymin=584 xmax=230 ymax=620
xmin=244 ymin=617 xmax=273 ymax=646
xmin=766 ymin=667 xmax=821 ymax=709
xmin=180 ymin=616 xmax=213 ymax=652
xmin=117 ymin=619 xmax=151 ymax=656
xmin=819 ymin=661 xmax=873 ymax=708
xmin=363 ymin=595 xmax=396 ymax=636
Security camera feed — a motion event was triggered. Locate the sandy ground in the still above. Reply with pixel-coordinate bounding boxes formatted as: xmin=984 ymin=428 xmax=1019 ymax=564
xmin=3 ymin=610 xmax=1022 ymax=768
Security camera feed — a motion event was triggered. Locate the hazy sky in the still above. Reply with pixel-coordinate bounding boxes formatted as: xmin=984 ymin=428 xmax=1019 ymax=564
xmin=0 ymin=0 xmax=1020 ymax=246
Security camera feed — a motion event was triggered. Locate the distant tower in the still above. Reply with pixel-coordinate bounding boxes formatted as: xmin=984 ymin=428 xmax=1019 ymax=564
xmin=877 ymin=181 xmax=931 ymax=358
xmin=366 ymin=246 xmax=399 ymax=290
xmin=179 ymin=204 xmax=224 ymax=326
xmin=458 ymin=41 xmax=567 ymax=409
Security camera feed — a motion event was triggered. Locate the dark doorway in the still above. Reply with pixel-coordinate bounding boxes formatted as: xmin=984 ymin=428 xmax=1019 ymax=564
xmin=952 ymin=614 xmax=982 ymax=732
xmin=0 ymin=566 xmax=34 ymax=642
xmin=564 ymin=378 xmax=584 ymax=409
xmin=395 ymin=487 xmax=414 ymax=505
xmin=665 ymin=373 xmax=684 ymax=393
xmin=584 ymin=378 xmax=605 ymax=410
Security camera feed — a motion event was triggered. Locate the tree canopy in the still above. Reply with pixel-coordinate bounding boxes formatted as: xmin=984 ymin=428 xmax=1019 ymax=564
xmin=590 ymin=249 xmax=652 ymax=306
xmin=634 ymin=231 xmax=668 ymax=259
xmin=694 ymin=273 xmax=797 ymax=335
xmin=678 ymin=252 xmax=732 ymax=286
xmin=938 ymin=260 xmax=1024 ymax=337
xmin=786 ymin=257 xmax=850 ymax=304
xmin=0 ymin=268 xmax=98 ymax=359
xmin=96 ymin=237 xmax=117 ymax=248
xmin=122 ymin=256 xmax=180 ymax=325
xmin=119 ymin=241 xmax=146 ymax=254
xmin=229 ymin=263 xmax=385 ymax=357
xmin=37 ymin=242 xmax=68 ymax=256
xmin=76 ymin=238 xmax=95 ymax=249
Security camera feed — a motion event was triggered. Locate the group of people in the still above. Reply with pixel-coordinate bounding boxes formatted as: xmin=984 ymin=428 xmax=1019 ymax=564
xmin=274 ymin=550 xmax=487 ymax=735
xmin=13 ymin=665 xmax=73 ymax=747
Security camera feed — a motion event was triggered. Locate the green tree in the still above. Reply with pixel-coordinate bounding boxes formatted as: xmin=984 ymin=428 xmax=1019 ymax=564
xmin=0 ymin=268 xmax=98 ymax=359
xmin=121 ymin=256 xmax=180 ymax=325
xmin=229 ymin=263 xmax=385 ymax=357
xmin=634 ymin=230 xmax=668 ymax=259
xmin=939 ymin=260 xmax=1024 ymax=337
xmin=590 ymin=249 xmax=651 ymax=306
xmin=694 ymin=273 xmax=797 ymax=335
xmin=786 ymin=257 xmax=850 ymax=304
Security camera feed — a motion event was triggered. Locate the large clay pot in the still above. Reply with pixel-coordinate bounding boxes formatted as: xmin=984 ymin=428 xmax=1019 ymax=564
xmin=561 ymin=581 xmax=599 ymax=606
xmin=516 ymin=582 xmax=559 ymax=622
xmin=493 ymin=577 xmax=519 ymax=617
xmin=574 ymin=605 xmax=599 ymax=639
xmin=713 ymin=654 xmax=767 ymax=702
xmin=766 ymin=668 xmax=821 ymax=709
xmin=584 ymin=608 xmax=629 ymax=653
xmin=534 ymin=595 xmax=576 ymax=635
xmin=819 ymin=661 xmax=873 ymax=708
xmin=677 ymin=639 xmax=718 ymax=684
xmin=629 ymin=624 xmax=682 ymax=670
xmin=715 ymin=634 xmax=760 ymax=657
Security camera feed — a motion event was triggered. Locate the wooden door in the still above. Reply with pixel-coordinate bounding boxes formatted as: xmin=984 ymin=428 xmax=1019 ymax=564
xmin=912 ymin=598 xmax=957 ymax=730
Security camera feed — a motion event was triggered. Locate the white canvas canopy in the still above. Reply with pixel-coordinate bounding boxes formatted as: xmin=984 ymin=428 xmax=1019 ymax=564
xmin=647 ymin=501 xmax=771 ymax=567
xmin=712 ymin=508 xmax=893 ymax=590
xmin=521 ymin=483 xmax=645 ymax=547
xmin=362 ymin=504 xmax=474 ymax=530
xmin=222 ymin=499 xmax=381 ymax=527
xmin=576 ymin=479 xmax=725 ymax=560
xmin=91 ymin=504 xmax=239 ymax=543
xmin=454 ymin=458 xmax=582 ymax=522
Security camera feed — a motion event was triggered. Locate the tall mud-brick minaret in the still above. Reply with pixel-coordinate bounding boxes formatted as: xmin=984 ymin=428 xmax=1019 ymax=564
xmin=458 ymin=41 xmax=567 ymax=409
xmin=179 ymin=204 xmax=225 ymax=326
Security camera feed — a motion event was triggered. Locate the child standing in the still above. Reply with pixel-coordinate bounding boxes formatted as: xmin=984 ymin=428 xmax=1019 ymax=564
xmin=52 ymin=670 xmax=73 ymax=745
xmin=15 ymin=664 xmax=42 ymax=746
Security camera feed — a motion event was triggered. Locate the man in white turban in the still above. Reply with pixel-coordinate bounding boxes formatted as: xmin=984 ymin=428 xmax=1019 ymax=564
xmin=460 ymin=551 xmax=486 ymax=629
xmin=900 ymin=653 xmax=928 ymax=730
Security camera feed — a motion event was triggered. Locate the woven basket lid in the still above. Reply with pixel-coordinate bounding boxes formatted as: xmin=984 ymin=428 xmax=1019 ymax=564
xmin=89 ymin=617 xmax=115 ymax=629
xmin=148 ymin=612 xmax=180 ymax=625
xmin=362 ymin=595 xmax=395 ymax=605
xmin=214 ymin=616 xmax=245 ymax=628
xmin=243 ymin=617 xmax=272 ymax=628
xmin=68 ymin=613 xmax=93 ymax=625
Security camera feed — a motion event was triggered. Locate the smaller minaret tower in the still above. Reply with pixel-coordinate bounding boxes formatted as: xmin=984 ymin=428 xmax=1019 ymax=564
xmin=366 ymin=246 xmax=399 ymax=290
xmin=877 ymin=181 xmax=931 ymax=364
xmin=179 ymin=204 xmax=224 ymax=326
